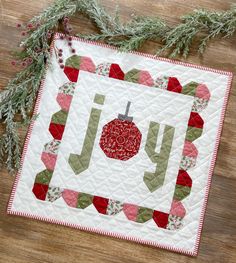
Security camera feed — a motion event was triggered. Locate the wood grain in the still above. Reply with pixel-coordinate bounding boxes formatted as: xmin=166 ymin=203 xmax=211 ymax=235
xmin=1 ymin=0 xmax=236 ymax=262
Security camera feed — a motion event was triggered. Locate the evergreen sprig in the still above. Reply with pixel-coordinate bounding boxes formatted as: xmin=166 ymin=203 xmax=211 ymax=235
xmin=159 ymin=7 xmax=236 ymax=57
xmin=0 ymin=0 xmax=81 ymax=173
xmin=80 ymin=3 xmax=236 ymax=57
xmin=0 ymin=0 xmax=235 ymax=173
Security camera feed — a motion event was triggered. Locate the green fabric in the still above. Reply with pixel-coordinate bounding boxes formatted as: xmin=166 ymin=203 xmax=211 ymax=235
xmin=144 ymin=122 xmax=175 ymax=192
xmin=94 ymin=93 xmax=105 ymax=105
xmin=136 ymin=207 xmax=153 ymax=223
xmin=174 ymin=185 xmax=191 ymax=201
xmin=77 ymin=193 xmax=93 ymax=209
xmin=51 ymin=110 xmax=68 ymax=125
xmin=124 ymin=69 xmax=140 ymax=83
xmin=185 ymin=126 xmax=203 ymax=142
xmin=65 ymin=55 xmax=81 ymax=69
xmin=68 ymin=101 xmax=103 ymax=175
xmin=181 ymin=81 xmax=198 ymax=96
xmin=35 ymin=169 xmax=53 ymax=185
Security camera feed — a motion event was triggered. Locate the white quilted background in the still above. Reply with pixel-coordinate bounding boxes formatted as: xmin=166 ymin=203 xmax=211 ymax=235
xmin=8 ymin=36 xmax=230 ymax=255
xmin=52 ymin=71 xmax=193 ymax=212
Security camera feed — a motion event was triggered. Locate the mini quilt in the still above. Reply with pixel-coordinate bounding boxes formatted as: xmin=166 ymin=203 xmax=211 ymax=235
xmin=8 ymin=33 xmax=233 ymax=256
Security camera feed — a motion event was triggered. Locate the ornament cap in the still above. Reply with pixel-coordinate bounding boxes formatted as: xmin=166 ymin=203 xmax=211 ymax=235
xmin=118 ymin=101 xmax=133 ymax=122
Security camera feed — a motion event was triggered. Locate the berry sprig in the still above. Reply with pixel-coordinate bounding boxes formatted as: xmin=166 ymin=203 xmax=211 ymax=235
xmin=58 ymin=48 xmax=65 ymax=69
xmin=11 ymin=57 xmax=33 ymax=68
xmin=16 ymin=22 xmax=40 ymax=37
xmin=62 ymin=17 xmax=72 ymax=34
xmin=12 ymin=22 xmax=44 ymax=67
xmin=54 ymin=47 xmax=65 ymax=69
xmin=59 ymin=17 xmax=76 ymax=54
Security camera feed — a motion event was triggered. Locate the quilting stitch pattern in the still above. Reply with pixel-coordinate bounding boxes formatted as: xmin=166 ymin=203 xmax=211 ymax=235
xmin=32 ymin=51 xmax=210 ymax=231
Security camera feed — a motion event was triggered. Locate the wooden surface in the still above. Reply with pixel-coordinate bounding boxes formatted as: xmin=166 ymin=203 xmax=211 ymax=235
xmin=1 ymin=0 xmax=236 ymax=262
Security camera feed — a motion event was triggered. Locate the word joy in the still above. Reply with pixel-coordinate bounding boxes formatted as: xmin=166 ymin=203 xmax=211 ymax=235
xmin=68 ymin=94 xmax=175 ymax=192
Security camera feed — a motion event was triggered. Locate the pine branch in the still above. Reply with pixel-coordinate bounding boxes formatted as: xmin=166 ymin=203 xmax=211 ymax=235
xmin=0 ymin=0 xmax=80 ymax=173
xmin=79 ymin=3 xmax=236 ymax=57
xmin=1 ymin=120 xmax=21 ymax=173
xmin=159 ymin=6 xmax=236 ymax=57
xmin=77 ymin=12 xmax=170 ymax=51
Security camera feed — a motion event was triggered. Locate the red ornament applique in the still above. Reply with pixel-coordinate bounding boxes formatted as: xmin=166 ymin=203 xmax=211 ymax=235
xmin=99 ymin=102 xmax=142 ymax=161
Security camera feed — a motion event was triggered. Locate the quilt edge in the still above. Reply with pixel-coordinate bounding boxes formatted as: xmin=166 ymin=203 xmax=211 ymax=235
xmin=192 ymin=71 xmax=233 ymax=255
xmin=6 ymin=33 xmax=234 ymax=257
xmin=6 ymin=209 xmax=197 ymax=257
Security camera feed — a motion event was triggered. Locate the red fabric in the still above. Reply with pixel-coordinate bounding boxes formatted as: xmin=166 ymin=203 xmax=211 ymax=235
xmin=167 ymin=77 xmax=182 ymax=93
xmin=176 ymin=170 xmax=192 ymax=187
xmin=32 ymin=183 xmax=49 ymax=201
xmin=99 ymin=119 xmax=142 ymax=161
xmin=109 ymin=64 xmax=125 ymax=80
xmin=63 ymin=67 xmax=80 ymax=82
xmin=153 ymin=211 xmax=169 ymax=228
xmin=93 ymin=196 xmax=109 ymax=214
xmin=188 ymin=112 xmax=204 ymax=128
xmin=49 ymin=123 xmax=65 ymax=140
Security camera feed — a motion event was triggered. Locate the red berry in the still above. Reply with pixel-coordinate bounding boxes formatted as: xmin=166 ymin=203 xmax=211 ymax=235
xmin=60 ymin=64 xmax=64 ymax=69
xmin=59 ymin=58 xmax=63 ymax=63
xmin=27 ymin=23 xmax=33 ymax=29
xmin=58 ymin=53 xmax=62 ymax=57
xmin=28 ymin=57 xmax=33 ymax=64
xmin=71 ymin=49 xmax=76 ymax=53
xmin=68 ymin=42 xmax=72 ymax=46
xmin=11 ymin=61 xmax=16 ymax=66
xmin=16 ymin=23 xmax=21 ymax=28
xmin=68 ymin=36 xmax=72 ymax=41
xmin=64 ymin=17 xmax=69 ymax=24
xmin=58 ymin=49 xmax=63 ymax=53
xmin=21 ymin=62 xmax=27 ymax=67
xmin=59 ymin=35 xmax=64 ymax=40
xmin=21 ymin=31 xmax=26 ymax=36
xmin=35 ymin=46 xmax=42 ymax=52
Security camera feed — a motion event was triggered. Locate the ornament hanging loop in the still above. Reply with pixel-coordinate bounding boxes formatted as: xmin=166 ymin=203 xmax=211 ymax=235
xmin=118 ymin=101 xmax=133 ymax=122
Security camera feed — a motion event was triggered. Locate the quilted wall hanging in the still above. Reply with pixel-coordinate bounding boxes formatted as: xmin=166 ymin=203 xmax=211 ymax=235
xmin=7 ymin=33 xmax=233 ymax=256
